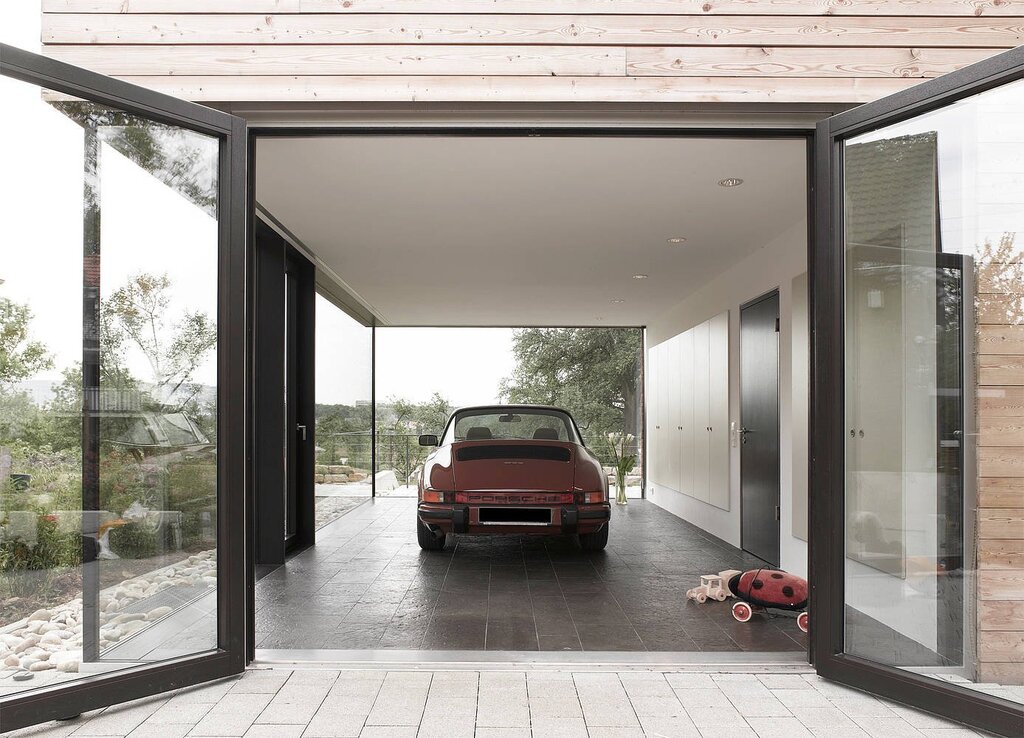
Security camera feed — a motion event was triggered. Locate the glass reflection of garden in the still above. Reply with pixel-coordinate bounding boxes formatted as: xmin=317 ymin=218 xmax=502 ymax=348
xmin=1 ymin=105 xmax=221 ymax=687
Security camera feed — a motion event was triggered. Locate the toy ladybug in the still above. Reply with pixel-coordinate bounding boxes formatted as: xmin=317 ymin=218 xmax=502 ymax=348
xmin=727 ymin=568 xmax=809 ymax=633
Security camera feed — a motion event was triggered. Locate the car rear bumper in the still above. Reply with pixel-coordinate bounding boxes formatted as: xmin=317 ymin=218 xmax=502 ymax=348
xmin=418 ymin=502 xmax=609 ymax=535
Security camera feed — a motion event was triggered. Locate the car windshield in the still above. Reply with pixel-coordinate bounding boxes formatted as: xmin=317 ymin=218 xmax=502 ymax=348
xmin=446 ymin=408 xmax=579 ymax=443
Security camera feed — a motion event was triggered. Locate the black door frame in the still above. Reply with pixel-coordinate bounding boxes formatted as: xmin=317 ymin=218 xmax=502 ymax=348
xmin=0 ymin=44 xmax=248 ymax=732
xmin=739 ymin=288 xmax=782 ymax=567
xmin=812 ymin=45 xmax=1024 ymax=737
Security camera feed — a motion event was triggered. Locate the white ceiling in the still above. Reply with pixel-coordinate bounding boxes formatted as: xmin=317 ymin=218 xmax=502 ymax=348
xmin=256 ymin=135 xmax=806 ymax=326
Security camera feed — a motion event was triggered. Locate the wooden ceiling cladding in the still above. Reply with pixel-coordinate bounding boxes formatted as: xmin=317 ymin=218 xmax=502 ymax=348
xmin=39 ymin=1 xmax=1024 ymax=103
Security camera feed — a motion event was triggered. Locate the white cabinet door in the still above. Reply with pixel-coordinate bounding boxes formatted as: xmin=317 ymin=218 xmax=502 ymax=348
xmin=692 ymin=320 xmax=712 ymax=502
xmin=678 ymin=328 xmax=695 ymax=498
xmin=657 ymin=340 xmax=671 ymax=488
xmin=666 ymin=335 xmax=682 ymax=491
xmin=647 ymin=343 xmax=660 ymax=488
xmin=708 ymin=311 xmax=730 ymax=509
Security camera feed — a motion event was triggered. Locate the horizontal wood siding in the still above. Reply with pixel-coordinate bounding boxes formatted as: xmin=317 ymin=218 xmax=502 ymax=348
xmin=39 ymin=2 xmax=1024 ymax=103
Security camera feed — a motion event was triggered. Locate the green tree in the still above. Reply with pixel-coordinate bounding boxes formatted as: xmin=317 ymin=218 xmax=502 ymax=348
xmin=499 ymin=328 xmax=642 ymax=452
xmin=0 ymin=297 xmax=52 ymax=389
xmin=105 ymin=272 xmax=217 ymax=411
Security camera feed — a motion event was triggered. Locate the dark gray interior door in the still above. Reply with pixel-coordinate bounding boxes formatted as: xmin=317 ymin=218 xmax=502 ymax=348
xmin=740 ymin=291 xmax=781 ymax=566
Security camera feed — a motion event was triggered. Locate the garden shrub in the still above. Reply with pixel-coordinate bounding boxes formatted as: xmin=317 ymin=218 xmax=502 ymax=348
xmin=108 ymin=521 xmax=160 ymax=560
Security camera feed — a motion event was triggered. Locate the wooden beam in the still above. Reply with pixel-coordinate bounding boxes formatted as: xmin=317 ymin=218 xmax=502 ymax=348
xmin=979 ymin=568 xmax=1024 ymax=599
xmin=39 ymin=14 xmax=1024 ymax=47
xmin=979 ymin=418 xmax=1024 ymax=446
xmin=978 ymin=630 xmax=1024 ymax=661
xmin=46 ymin=45 xmax=627 ymax=77
xmin=979 ymin=325 xmax=1024 ymax=355
xmin=978 ymin=538 xmax=1024 ymax=569
xmin=980 ymin=477 xmax=1024 ymax=508
xmin=978 ymin=508 xmax=1024 ymax=539
xmin=979 ymin=386 xmax=1024 ymax=418
xmin=979 ymin=355 xmax=1024 ymax=385
xmin=39 ymin=0 xmax=1024 ymax=17
xmin=979 ymin=446 xmax=1024 ymax=476
xmin=104 ymin=73 xmax=921 ymax=102
xmin=977 ymin=294 xmax=1024 ymax=324
xmin=626 ymin=46 xmax=994 ymax=77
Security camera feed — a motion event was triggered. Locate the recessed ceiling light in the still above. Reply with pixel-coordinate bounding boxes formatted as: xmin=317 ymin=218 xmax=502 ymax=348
xmin=667 ymin=237 xmax=687 ymax=244
xmin=718 ymin=177 xmax=744 ymax=188
xmin=610 ymin=299 xmax=625 ymax=304
xmin=632 ymin=274 xmax=648 ymax=280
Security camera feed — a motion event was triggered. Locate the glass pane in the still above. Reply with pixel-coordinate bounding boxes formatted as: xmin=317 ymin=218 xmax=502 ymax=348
xmin=0 ymin=74 xmax=220 ymax=696
xmin=313 ymin=295 xmax=372 ymax=528
xmin=843 ymin=78 xmax=1024 ymax=706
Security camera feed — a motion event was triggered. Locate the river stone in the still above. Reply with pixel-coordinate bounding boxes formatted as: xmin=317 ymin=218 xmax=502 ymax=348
xmin=29 ymin=660 xmax=54 ymax=671
xmin=146 ymin=607 xmax=172 ymax=621
xmin=3 ymin=654 xmax=19 ymax=667
xmin=12 ymin=671 xmax=33 ymax=681
xmin=14 ymin=636 xmax=39 ymax=654
xmin=27 ymin=609 xmax=52 ymax=622
xmin=111 ymin=613 xmax=146 ymax=624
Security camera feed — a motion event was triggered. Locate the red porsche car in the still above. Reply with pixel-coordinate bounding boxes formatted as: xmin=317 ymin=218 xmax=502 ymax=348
xmin=416 ymin=405 xmax=611 ymax=551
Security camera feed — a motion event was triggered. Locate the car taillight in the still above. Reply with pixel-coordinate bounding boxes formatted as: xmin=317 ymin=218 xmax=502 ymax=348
xmin=580 ymin=491 xmax=605 ymax=504
xmin=422 ymin=490 xmax=445 ymax=503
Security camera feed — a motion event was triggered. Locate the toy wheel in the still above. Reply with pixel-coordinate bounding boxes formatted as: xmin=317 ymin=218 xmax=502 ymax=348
xmin=714 ymin=591 xmax=727 ymax=602
xmin=696 ymin=592 xmax=707 ymax=603
xmin=797 ymin=611 xmax=809 ymax=633
xmin=732 ymin=601 xmax=753 ymax=623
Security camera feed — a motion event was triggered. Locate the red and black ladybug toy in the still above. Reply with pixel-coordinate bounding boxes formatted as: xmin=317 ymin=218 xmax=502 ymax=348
xmin=727 ymin=568 xmax=809 ymax=633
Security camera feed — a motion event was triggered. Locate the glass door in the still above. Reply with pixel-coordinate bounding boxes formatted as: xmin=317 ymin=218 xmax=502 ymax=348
xmin=0 ymin=44 xmax=246 ymax=731
xmin=813 ymin=46 xmax=1024 ymax=736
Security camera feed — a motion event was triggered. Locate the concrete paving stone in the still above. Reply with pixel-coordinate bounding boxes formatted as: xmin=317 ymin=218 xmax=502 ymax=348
xmin=683 ymin=706 xmax=747 ymax=728
xmin=664 ymin=674 xmax=717 ymax=690
xmin=144 ymin=699 xmax=215 ymax=725
xmin=672 ymin=688 xmax=732 ymax=709
xmin=637 ymin=715 xmax=702 ymax=738
xmin=825 ymin=698 xmax=896 ymax=718
xmin=757 ymin=674 xmax=813 ymax=690
xmin=772 ymin=690 xmax=833 ymax=709
xmin=189 ymin=713 xmax=264 ymax=737
xmin=698 ymin=727 xmax=757 ymax=738
xmin=917 ymin=730 xmax=983 ymax=737
xmin=244 ymin=725 xmax=306 ymax=737
xmin=725 ymin=696 xmax=790 ymax=717
xmin=7 ymin=722 xmax=84 ymax=738
xmin=584 ymin=728 xmax=645 ymax=738
xmin=526 ymin=717 xmax=588 ymax=738
xmin=529 ymin=696 xmax=585 ymax=720
xmin=422 ymin=696 xmax=478 ymax=718
xmin=885 ymin=704 xmax=971 ymax=729
xmin=576 ymin=705 xmax=641 ymax=729
xmin=788 ymin=706 xmax=857 ymax=727
xmin=232 ymin=671 xmax=292 ymax=694
xmin=357 ymin=728 xmax=418 ymax=738
xmin=302 ymin=710 xmax=369 ymax=738
xmin=68 ymin=699 xmax=169 ymax=736
xmin=625 ymin=695 xmax=686 ymax=718
xmin=417 ymin=714 xmax=475 ymax=738
xmin=426 ymin=672 xmax=479 ymax=699
xmin=805 ymin=728 xmax=869 ymax=738
xmin=126 ymin=722 xmax=194 ymax=738
xmin=744 ymin=717 xmax=813 ymax=738
xmin=847 ymin=716 xmax=925 ymax=737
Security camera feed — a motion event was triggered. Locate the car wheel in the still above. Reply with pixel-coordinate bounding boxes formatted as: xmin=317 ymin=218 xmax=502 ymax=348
xmin=417 ymin=517 xmax=446 ymax=551
xmin=578 ymin=524 xmax=609 ymax=552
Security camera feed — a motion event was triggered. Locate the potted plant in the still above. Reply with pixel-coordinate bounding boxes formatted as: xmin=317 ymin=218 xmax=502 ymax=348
xmin=607 ymin=432 xmax=636 ymax=506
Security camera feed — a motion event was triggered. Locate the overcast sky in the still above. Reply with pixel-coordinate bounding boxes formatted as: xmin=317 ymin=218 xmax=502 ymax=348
xmin=4 ymin=6 xmax=515 ymax=409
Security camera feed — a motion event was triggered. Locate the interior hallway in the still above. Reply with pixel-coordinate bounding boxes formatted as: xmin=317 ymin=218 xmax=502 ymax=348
xmin=254 ymin=499 xmax=807 ymax=653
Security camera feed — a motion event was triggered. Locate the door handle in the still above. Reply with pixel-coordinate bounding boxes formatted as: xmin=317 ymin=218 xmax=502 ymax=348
xmin=739 ymin=427 xmax=753 ymax=434
xmin=297 ymin=424 xmax=307 ymax=441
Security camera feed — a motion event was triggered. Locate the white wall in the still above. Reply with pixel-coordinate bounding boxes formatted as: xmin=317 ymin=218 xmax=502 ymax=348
xmin=646 ymin=219 xmax=809 ymax=577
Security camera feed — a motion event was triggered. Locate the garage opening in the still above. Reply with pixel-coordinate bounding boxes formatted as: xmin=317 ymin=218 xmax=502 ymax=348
xmin=251 ymin=133 xmax=810 ymax=657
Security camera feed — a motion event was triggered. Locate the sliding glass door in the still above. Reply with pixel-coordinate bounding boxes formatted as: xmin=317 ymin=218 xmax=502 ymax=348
xmin=0 ymin=44 xmax=246 ymax=731
xmin=814 ymin=46 xmax=1024 ymax=736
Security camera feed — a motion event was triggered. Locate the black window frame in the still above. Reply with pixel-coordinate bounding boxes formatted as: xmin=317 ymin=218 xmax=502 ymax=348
xmin=811 ymin=45 xmax=1024 ymax=738
xmin=0 ymin=43 xmax=248 ymax=732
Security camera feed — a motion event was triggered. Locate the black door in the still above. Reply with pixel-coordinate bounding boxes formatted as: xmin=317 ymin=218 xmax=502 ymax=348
xmin=0 ymin=44 xmax=247 ymax=731
xmin=813 ymin=46 xmax=1024 ymax=737
xmin=740 ymin=291 xmax=781 ymax=566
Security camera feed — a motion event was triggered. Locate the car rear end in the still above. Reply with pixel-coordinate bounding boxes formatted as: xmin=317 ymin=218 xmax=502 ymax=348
xmin=417 ymin=439 xmax=610 ymax=538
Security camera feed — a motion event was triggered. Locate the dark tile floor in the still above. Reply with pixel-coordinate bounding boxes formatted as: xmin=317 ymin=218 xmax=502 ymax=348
xmin=254 ymin=497 xmax=808 ymax=653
